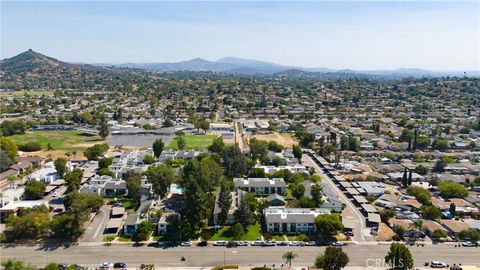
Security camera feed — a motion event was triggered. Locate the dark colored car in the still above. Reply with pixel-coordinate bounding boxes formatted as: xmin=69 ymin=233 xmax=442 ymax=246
xmin=113 ymin=262 xmax=127 ymax=269
xmin=197 ymin=241 xmax=208 ymax=247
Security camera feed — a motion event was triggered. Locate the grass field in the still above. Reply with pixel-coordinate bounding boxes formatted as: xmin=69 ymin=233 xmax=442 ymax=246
xmin=210 ymin=224 xmax=261 ymax=241
xmin=9 ymin=130 xmax=103 ymax=151
xmin=167 ymin=134 xmax=217 ymax=150
xmin=0 ymin=91 xmax=54 ymax=97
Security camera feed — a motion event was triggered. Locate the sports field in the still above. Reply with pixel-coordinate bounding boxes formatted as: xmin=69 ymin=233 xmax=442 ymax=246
xmin=0 ymin=91 xmax=54 ymax=97
xmin=10 ymin=130 xmax=104 ymax=151
xmin=167 ymin=134 xmax=217 ymax=150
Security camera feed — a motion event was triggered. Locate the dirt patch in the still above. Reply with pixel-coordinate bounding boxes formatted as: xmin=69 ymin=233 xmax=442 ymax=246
xmin=251 ymin=133 xmax=298 ymax=148
xmin=22 ymin=150 xmax=87 ymax=160
xmin=377 ymin=222 xmax=396 ymax=241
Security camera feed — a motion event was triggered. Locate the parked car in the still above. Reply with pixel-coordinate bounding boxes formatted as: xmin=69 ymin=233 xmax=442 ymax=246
xmin=461 ymin=241 xmax=477 ymax=247
xmin=264 ymin=241 xmax=275 ymax=246
xmin=113 ymin=262 xmax=126 ymax=269
xmin=430 ymin=261 xmax=448 ymax=268
xmin=276 ymin=241 xmax=288 ymax=246
xmin=197 ymin=241 xmax=208 ymax=247
xmin=99 ymin=262 xmax=114 ymax=269
xmin=52 ymin=192 xmax=59 ymax=197
xmin=289 ymin=241 xmax=301 ymax=246
xmin=304 ymin=241 xmax=316 ymax=246
xmin=58 ymin=263 xmax=69 ymax=270
xmin=344 ymin=231 xmax=354 ymax=237
xmin=213 ymin=240 xmax=227 ymax=246
xmin=331 ymin=242 xmax=346 ymax=246
xmin=226 ymin=241 xmax=237 ymax=248
xmin=180 ymin=241 xmax=192 ymax=246
xmin=236 ymin=241 xmax=248 ymax=246
xmin=251 ymin=241 xmax=264 ymax=246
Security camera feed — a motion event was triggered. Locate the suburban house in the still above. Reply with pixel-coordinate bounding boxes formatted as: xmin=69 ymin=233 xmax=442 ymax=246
xmin=28 ymin=162 xmax=59 ymax=184
xmin=0 ymin=200 xmax=49 ymax=223
xmin=266 ymin=194 xmax=286 ymax=206
xmin=254 ymin=164 xmax=309 ymax=174
xmin=264 ymin=207 xmax=330 ymax=233
xmin=233 ymin=178 xmax=286 ymax=195
xmin=79 ymin=175 xmax=127 ymax=197
xmin=124 ymin=214 xmax=140 ymax=235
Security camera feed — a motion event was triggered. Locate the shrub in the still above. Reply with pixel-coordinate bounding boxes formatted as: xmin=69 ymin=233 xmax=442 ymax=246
xmin=18 ymin=142 xmax=42 ymax=152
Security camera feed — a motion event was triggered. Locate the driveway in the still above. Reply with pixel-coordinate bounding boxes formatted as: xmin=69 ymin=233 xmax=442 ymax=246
xmin=81 ymin=205 xmax=111 ymax=242
xmin=303 ymin=153 xmax=367 ymax=241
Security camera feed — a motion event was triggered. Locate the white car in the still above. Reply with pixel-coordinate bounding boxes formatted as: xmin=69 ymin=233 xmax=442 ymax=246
xmin=52 ymin=192 xmax=59 ymax=197
xmin=236 ymin=241 xmax=248 ymax=246
xmin=289 ymin=241 xmax=301 ymax=246
xmin=331 ymin=242 xmax=346 ymax=246
xmin=462 ymin=241 xmax=477 ymax=247
xmin=213 ymin=240 xmax=226 ymax=246
xmin=99 ymin=262 xmax=113 ymax=269
xmin=180 ymin=241 xmax=192 ymax=246
xmin=430 ymin=261 xmax=448 ymax=268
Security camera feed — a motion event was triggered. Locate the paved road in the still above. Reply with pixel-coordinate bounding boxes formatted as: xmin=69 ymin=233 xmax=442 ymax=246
xmin=1 ymin=243 xmax=478 ymax=268
xmin=303 ymin=154 xmax=367 ymax=241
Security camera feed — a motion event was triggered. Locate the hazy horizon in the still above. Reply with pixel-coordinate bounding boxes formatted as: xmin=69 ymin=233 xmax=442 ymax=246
xmin=2 ymin=1 xmax=479 ymax=71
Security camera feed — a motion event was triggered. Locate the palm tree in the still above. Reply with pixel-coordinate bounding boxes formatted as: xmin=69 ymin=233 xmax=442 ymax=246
xmin=282 ymin=251 xmax=298 ymax=268
xmin=410 ymin=219 xmax=423 ymax=239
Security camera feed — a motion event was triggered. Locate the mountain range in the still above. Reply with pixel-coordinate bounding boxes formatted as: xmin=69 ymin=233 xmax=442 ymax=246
xmin=2 ymin=50 xmax=479 ymax=80
xmin=111 ymin=56 xmax=479 ymax=77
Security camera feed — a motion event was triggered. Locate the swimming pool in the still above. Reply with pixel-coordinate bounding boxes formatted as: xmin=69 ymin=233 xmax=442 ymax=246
xmin=170 ymin=184 xmax=183 ymax=194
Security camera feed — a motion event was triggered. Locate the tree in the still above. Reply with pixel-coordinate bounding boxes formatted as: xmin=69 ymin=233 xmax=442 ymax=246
xmin=0 ymin=151 xmax=12 ymax=171
xmin=315 ymin=246 xmax=349 ymax=270
xmin=98 ymin=113 xmax=109 ymax=139
xmin=64 ymin=168 xmax=83 ymax=193
xmin=152 ymin=138 xmax=165 ymax=158
xmin=406 ymin=186 xmax=431 ymax=205
xmin=458 ymin=229 xmax=480 ymax=241
xmin=449 ymin=203 xmax=456 ymax=217
xmin=222 ymin=144 xmax=249 ymax=178
xmin=414 ymin=165 xmax=428 ymax=175
xmin=432 ymin=229 xmax=447 ymax=240
xmin=125 ymin=170 xmax=142 ymax=201
xmin=1 ymin=137 xmax=18 ymax=162
xmin=134 ymin=220 xmax=152 ymax=242
xmin=432 ymin=138 xmax=449 ymax=151
xmin=145 ymin=164 xmax=174 ymax=199
xmin=198 ymin=120 xmax=210 ymax=132
xmin=234 ymin=197 xmax=253 ymax=227
xmin=143 ymin=154 xmax=155 ymax=164
xmin=384 ymin=243 xmax=414 ymax=270
xmin=268 ymin=141 xmax=284 ymax=152
xmin=432 ymin=159 xmax=445 ymax=173
xmin=438 ymin=181 xmax=468 ymax=198
xmin=163 ymin=118 xmax=174 ymax=128
xmin=177 ymin=137 xmax=186 ymax=150
xmin=292 ymin=144 xmax=303 ymax=162
xmin=217 ymin=181 xmax=232 ymax=226
xmin=282 ymin=251 xmax=298 ymax=268
xmin=183 ymin=177 xmax=210 ymax=232
xmin=311 ymin=183 xmax=324 ymax=207
xmin=24 ymin=180 xmax=46 ymax=200
xmin=291 ymin=183 xmax=305 ymax=199
xmin=401 ymin=168 xmax=408 ymax=188
xmin=54 ymin=157 xmax=68 ymax=178
xmin=208 ymin=137 xmax=225 ymax=153
xmin=249 ymin=138 xmax=268 ymax=160
xmin=1 ymin=259 xmax=35 ymax=270
xmin=98 ymin=157 xmax=113 ymax=169
xmin=232 ymin=222 xmax=245 ymax=240
xmin=315 ymin=213 xmax=343 ymax=243
xmin=420 ymin=205 xmax=441 ymax=220
xmin=50 ymin=214 xmax=76 ymax=238
xmin=83 ymin=143 xmax=109 ymax=160
xmin=248 ymin=167 xmax=266 ymax=178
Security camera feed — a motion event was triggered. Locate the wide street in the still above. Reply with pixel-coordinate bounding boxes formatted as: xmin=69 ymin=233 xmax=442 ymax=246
xmin=1 ymin=243 xmax=479 ymax=268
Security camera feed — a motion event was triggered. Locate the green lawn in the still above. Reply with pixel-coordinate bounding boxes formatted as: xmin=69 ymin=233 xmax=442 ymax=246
xmin=167 ymin=134 xmax=217 ymax=150
xmin=271 ymin=234 xmax=286 ymax=241
xmin=210 ymin=224 xmax=261 ymax=241
xmin=0 ymin=91 xmax=54 ymax=98
xmin=117 ymin=235 xmax=132 ymax=242
xmin=9 ymin=130 xmax=103 ymax=151
xmin=102 ymin=235 xmax=116 ymax=242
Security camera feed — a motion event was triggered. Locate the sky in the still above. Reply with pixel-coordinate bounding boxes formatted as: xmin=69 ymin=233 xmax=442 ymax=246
xmin=1 ymin=1 xmax=479 ymax=71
